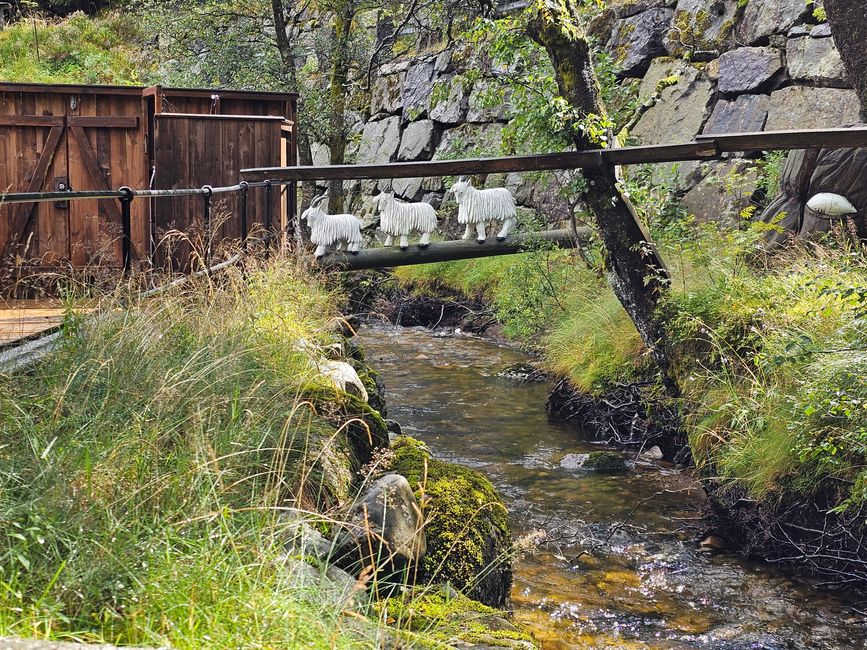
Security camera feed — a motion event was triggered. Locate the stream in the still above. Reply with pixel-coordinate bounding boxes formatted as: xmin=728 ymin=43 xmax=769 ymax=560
xmin=358 ymin=323 xmax=867 ymax=649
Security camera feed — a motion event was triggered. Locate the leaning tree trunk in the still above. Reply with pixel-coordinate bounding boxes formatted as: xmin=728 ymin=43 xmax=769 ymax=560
xmin=824 ymin=1 xmax=867 ymax=121
xmin=326 ymin=4 xmax=354 ymax=214
xmin=527 ymin=0 xmax=679 ymax=396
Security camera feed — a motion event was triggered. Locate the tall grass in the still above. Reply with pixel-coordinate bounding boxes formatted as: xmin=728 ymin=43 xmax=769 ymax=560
xmin=0 ymin=260 xmax=393 ymax=647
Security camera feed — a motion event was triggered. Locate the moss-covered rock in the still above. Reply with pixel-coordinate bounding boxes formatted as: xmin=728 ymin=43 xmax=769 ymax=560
xmin=376 ymin=585 xmax=536 ymax=649
xmin=389 ymin=436 xmax=513 ymax=608
xmin=559 ymin=451 xmax=628 ymax=473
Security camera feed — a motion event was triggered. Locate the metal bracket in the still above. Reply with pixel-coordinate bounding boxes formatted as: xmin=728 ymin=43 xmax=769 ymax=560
xmin=53 ymin=177 xmax=70 ymax=209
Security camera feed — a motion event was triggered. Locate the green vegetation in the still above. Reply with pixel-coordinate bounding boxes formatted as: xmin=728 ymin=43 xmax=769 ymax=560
xmin=0 ymin=12 xmax=147 ymax=84
xmin=0 ymin=262 xmax=393 ymax=647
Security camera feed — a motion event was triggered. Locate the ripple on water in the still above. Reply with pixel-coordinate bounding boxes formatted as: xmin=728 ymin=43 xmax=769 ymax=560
xmin=359 ymin=323 xmax=867 ymax=649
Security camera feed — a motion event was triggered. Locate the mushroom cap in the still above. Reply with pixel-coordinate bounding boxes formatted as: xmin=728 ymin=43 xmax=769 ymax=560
xmin=806 ymin=192 xmax=858 ymax=217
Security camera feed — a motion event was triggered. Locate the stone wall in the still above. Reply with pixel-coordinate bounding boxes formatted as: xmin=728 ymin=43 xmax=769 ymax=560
xmin=322 ymin=0 xmax=860 ymax=231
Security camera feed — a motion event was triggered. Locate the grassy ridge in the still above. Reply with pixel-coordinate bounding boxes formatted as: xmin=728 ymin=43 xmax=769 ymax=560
xmin=0 ymin=262 xmax=391 ymax=647
xmin=395 ymin=224 xmax=867 ymax=510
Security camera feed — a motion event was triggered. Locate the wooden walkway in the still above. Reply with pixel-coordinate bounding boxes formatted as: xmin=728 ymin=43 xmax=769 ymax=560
xmin=0 ymin=301 xmax=68 ymax=346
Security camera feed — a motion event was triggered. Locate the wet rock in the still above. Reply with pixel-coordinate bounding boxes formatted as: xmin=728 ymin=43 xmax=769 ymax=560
xmin=765 ymin=87 xmax=861 ymax=131
xmin=505 ymin=172 xmax=535 ymax=206
xmin=434 ymin=49 xmax=452 ymax=73
xmin=311 ymin=141 xmax=330 ymax=167
xmin=786 ymin=36 xmax=847 ymax=86
xmin=703 ymin=94 xmax=770 ymax=135
xmin=335 ymin=473 xmax=427 ymax=574
xmin=737 ymin=0 xmax=807 ymax=45
xmin=281 ymin=556 xmax=364 ymax=609
xmin=699 ymin=534 xmax=726 ymax=552
xmin=560 ymin=451 xmax=628 ymax=473
xmin=632 ymin=63 xmax=713 ymax=145
xmin=371 ymin=72 xmax=404 ymax=115
xmin=716 ymin=47 xmax=785 ymax=95
xmin=402 ymin=61 xmax=435 ymax=121
xmin=392 ymin=176 xmax=425 ymax=201
xmin=641 ymin=445 xmax=664 ymax=460
xmin=430 ymin=75 xmax=470 ymax=125
xmin=398 ymin=119 xmax=437 ymax=161
xmin=665 ymin=0 xmax=739 ymax=56
xmin=467 ymin=80 xmax=514 ymax=123
xmin=638 ymin=57 xmax=688 ymax=102
xmin=356 ymin=116 xmax=401 ymax=164
xmin=317 ymin=359 xmax=369 ymax=401
xmin=497 ymin=362 xmax=548 ymax=383
xmin=607 ymin=8 xmax=674 ymax=77
xmin=810 ymin=22 xmax=832 ymax=38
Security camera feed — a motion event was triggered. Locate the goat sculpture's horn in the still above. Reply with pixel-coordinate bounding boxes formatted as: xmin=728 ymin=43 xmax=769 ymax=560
xmin=310 ymin=194 xmax=327 ymax=208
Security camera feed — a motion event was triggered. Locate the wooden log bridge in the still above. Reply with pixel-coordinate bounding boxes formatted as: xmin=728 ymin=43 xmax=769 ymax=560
xmin=316 ymin=228 xmax=589 ymax=270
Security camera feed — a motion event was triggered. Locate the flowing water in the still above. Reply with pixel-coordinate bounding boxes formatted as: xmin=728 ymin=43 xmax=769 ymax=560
xmin=359 ymin=323 xmax=867 ymax=649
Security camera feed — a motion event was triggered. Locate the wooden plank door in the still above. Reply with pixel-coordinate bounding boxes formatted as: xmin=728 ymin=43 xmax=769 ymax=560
xmin=0 ymin=92 xmax=70 ymax=268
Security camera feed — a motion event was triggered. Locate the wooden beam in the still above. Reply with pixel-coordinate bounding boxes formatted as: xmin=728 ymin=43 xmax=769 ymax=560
xmin=68 ymin=126 xmax=123 ymax=226
xmin=0 ymin=115 xmax=65 ymax=127
xmin=241 ymin=127 xmax=867 ymax=182
xmin=67 ymin=116 xmax=139 ymax=128
xmin=154 ymin=113 xmax=288 ymax=122
xmin=315 ymin=228 xmax=590 ymax=271
xmin=9 ymin=125 xmax=65 ymax=245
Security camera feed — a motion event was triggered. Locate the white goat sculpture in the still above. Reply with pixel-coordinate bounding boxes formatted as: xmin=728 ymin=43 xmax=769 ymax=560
xmin=300 ymin=194 xmax=363 ymax=258
xmin=449 ymin=177 xmax=517 ymax=243
xmin=376 ymin=191 xmax=438 ymax=250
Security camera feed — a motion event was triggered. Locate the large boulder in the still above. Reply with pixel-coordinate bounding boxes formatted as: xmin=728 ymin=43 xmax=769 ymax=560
xmin=467 ymin=81 xmax=515 ymax=123
xmin=430 ymin=75 xmax=470 ymax=124
xmin=371 ymin=72 xmax=404 ymax=116
xmin=398 ymin=119 xmax=437 ymax=161
xmin=389 ymin=436 xmax=513 ymax=608
xmin=559 ymin=451 xmax=627 ymax=473
xmin=356 ymin=116 xmax=401 ymax=164
xmin=716 ymin=47 xmax=785 ymax=96
xmin=786 ymin=36 xmax=847 ymax=87
xmin=402 ymin=61 xmax=435 ymax=121
xmin=335 ymin=473 xmax=427 ymax=575
xmin=680 ymin=159 xmax=759 ymax=227
xmin=665 ymin=0 xmax=740 ymax=56
xmin=632 ymin=63 xmax=713 ymax=144
xmin=736 ymin=0 xmax=807 ymax=45
xmin=703 ymin=94 xmax=770 ymax=134
xmin=765 ymin=87 xmax=861 ymax=131
xmin=435 ymin=123 xmax=505 ymax=159
xmin=607 ymin=8 xmax=674 ymax=78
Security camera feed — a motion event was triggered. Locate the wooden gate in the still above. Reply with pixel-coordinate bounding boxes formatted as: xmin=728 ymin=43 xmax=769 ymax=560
xmin=152 ymin=113 xmax=286 ymax=268
xmin=0 ymin=85 xmax=149 ymax=269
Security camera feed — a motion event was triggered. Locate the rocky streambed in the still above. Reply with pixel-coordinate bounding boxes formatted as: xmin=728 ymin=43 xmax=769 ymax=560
xmin=358 ymin=323 xmax=867 ymax=649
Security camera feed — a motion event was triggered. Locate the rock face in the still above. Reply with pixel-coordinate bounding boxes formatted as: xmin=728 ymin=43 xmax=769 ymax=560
xmin=608 ymin=8 xmax=674 ymax=77
xmin=371 ymin=72 xmax=404 ymax=116
xmin=665 ymin=0 xmax=739 ymax=55
xmin=632 ymin=63 xmax=714 ymax=144
xmin=716 ymin=47 xmax=784 ymax=95
xmin=389 ymin=436 xmax=513 ymax=608
xmin=680 ymin=159 xmax=759 ymax=226
xmin=765 ymin=87 xmax=861 ymax=131
xmin=703 ymin=94 xmax=770 ymax=134
xmin=402 ymin=61 xmax=435 ymax=120
xmin=335 ymin=473 xmax=427 ymax=574
xmin=736 ymin=0 xmax=806 ymax=45
xmin=430 ymin=76 xmax=470 ymax=124
xmin=467 ymin=81 xmax=514 ymax=123
xmin=356 ymin=117 xmax=401 ymax=164
xmin=398 ymin=119 xmax=437 ymax=161
xmin=786 ymin=36 xmax=847 ymax=86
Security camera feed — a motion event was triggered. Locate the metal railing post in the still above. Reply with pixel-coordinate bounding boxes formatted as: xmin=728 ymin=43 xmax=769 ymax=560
xmin=264 ymin=180 xmax=272 ymax=233
xmin=239 ymin=180 xmax=249 ymax=246
xmin=202 ymin=185 xmax=213 ymax=268
xmin=118 ymin=186 xmax=134 ymax=273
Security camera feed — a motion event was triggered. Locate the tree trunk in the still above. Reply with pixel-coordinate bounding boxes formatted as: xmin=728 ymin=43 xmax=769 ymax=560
xmin=327 ymin=4 xmax=354 ymax=214
xmin=824 ymin=1 xmax=867 ymax=121
xmin=527 ymin=1 xmax=679 ymax=396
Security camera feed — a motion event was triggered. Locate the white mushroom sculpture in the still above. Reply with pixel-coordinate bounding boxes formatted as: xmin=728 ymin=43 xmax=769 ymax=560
xmin=300 ymin=194 xmax=364 ymax=258
xmin=376 ymin=191 xmax=438 ymax=250
xmin=449 ymin=176 xmax=517 ymax=244
xmin=806 ymin=193 xmax=858 ymax=218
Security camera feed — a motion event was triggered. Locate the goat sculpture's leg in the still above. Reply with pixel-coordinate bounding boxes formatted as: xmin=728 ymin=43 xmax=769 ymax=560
xmin=314 ymin=244 xmax=327 ymax=258
xmin=475 ymin=222 xmax=487 ymax=244
xmin=496 ymin=217 xmax=517 ymax=241
xmin=384 ymin=234 xmax=394 ymax=246
xmin=347 ymin=240 xmax=361 ymax=254
xmin=462 ymin=224 xmax=473 ymax=240
xmin=419 ymin=231 xmax=431 ymax=248
xmin=335 ymin=241 xmax=346 ymax=251
xmin=399 ymin=235 xmax=409 ymax=250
